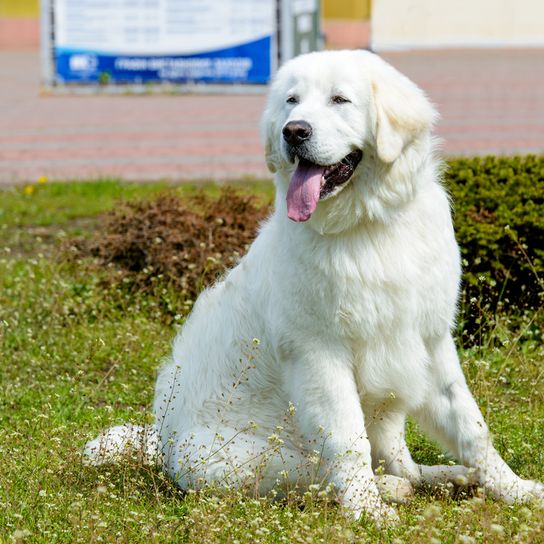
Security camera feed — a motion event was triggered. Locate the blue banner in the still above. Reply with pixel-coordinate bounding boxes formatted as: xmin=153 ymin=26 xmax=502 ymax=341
xmin=55 ymin=36 xmax=272 ymax=84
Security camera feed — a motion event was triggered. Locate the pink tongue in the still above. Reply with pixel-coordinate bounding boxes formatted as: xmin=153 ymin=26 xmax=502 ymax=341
xmin=286 ymin=161 xmax=326 ymax=222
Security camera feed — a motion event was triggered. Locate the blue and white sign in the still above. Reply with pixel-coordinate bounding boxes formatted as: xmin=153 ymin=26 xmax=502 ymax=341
xmin=53 ymin=0 xmax=275 ymax=84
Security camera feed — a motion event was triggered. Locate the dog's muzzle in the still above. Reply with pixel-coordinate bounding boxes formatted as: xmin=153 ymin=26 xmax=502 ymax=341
xmin=285 ymin=148 xmax=363 ymax=222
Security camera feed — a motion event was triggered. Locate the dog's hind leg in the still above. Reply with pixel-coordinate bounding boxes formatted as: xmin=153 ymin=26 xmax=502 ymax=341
xmin=161 ymin=426 xmax=318 ymax=498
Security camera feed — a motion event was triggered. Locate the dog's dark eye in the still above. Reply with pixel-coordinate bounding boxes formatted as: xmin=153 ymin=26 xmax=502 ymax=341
xmin=286 ymin=96 xmax=299 ymax=104
xmin=331 ymin=95 xmax=351 ymax=105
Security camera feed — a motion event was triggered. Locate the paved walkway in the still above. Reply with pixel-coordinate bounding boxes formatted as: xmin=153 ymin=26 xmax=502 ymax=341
xmin=1 ymin=49 xmax=543 ymax=184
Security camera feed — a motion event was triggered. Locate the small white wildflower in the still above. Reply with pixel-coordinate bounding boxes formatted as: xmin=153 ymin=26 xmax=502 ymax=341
xmin=455 ymin=474 xmax=468 ymax=486
xmin=490 ymin=524 xmax=505 ymax=536
xmin=423 ymin=504 xmax=442 ymax=519
xmin=308 ymin=451 xmax=322 ymax=465
xmin=13 ymin=529 xmax=32 ymax=539
xmin=519 ymin=506 xmax=532 ymax=519
xmin=267 ymin=433 xmax=284 ymax=446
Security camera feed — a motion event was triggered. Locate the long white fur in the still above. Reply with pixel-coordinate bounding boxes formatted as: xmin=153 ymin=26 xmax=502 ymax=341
xmin=85 ymin=50 xmax=543 ymax=525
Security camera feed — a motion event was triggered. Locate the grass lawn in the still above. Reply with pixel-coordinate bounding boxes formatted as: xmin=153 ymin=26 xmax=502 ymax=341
xmin=0 ymin=180 xmax=542 ymax=543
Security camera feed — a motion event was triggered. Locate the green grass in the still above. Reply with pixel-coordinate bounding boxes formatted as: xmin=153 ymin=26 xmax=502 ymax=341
xmin=0 ymin=179 xmax=275 ymax=228
xmin=0 ymin=179 xmax=274 ymax=258
xmin=0 ymin=181 xmax=543 ymax=543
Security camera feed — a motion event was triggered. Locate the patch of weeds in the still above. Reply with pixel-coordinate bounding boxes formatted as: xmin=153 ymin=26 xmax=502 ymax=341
xmin=69 ymin=187 xmax=270 ymax=320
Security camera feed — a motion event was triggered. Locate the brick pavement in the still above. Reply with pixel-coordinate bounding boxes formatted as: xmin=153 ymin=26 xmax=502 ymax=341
xmin=1 ymin=49 xmax=543 ymax=184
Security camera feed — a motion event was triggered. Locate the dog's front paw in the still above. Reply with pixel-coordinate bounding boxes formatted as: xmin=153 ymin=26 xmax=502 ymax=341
xmin=518 ymin=479 xmax=544 ymax=504
xmin=342 ymin=488 xmax=399 ymax=527
xmin=486 ymin=476 xmax=544 ymax=505
xmin=353 ymin=501 xmax=400 ymax=528
xmin=375 ymin=474 xmax=414 ymax=504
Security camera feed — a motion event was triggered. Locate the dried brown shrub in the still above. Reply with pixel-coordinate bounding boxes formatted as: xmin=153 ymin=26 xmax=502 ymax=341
xmin=79 ymin=187 xmax=270 ymax=299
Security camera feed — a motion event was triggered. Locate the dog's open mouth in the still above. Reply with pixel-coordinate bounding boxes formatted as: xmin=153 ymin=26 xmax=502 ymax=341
xmin=286 ymin=150 xmax=363 ymax=222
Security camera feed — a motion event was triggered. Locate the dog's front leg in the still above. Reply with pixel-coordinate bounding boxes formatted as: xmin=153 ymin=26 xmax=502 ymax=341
xmin=285 ymin=345 xmax=398 ymax=525
xmin=417 ymin=333 xmax=544 ymax=504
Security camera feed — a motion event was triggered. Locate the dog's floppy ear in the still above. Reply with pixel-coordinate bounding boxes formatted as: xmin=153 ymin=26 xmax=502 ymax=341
xmin=260 ymin=106 xmax=278 ymax=173
xmin=264 ymin=141 xmax=278 ymax=174
xmin=370 ymin=61 xmax=438 ymax=163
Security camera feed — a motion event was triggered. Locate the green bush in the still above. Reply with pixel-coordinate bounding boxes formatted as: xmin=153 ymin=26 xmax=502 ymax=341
xmin=445 ymin=155 xmax=544 ymax=338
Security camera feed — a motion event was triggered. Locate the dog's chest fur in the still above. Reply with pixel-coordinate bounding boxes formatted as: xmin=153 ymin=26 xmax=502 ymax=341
xmin=260 ymin=205 xmax=458 ymax=408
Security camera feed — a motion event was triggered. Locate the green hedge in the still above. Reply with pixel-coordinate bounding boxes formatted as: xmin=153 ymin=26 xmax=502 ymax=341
xmin=446 ymin=155 xmax=544 ymax=338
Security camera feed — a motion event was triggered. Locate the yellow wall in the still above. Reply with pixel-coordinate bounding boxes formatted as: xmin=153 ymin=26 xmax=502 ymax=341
xmin=0 ymin=1 xmax=370 ymax=22
xmin=322 ymin=0 xmax=371 ymax=20
xmin=0 ymin=0 xmax=39 ymax=17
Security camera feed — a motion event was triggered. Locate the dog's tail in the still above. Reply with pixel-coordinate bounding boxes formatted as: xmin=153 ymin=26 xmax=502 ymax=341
xmin=83 ymin=424 xmax=161 ymax=466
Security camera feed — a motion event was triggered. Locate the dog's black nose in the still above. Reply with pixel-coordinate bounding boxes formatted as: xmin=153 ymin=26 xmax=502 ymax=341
xmin=282 ymin=120 xmax=312 ymax=146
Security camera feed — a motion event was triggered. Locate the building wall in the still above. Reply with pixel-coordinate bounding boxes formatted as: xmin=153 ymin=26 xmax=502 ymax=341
xmin=372 ymin=0 xmax=544 ymax=50
xmin=0 ymin=0 xmax=40 ymax=48
xmin=11 ymin=0 xmax=542 ymax=53
xmin=0 ymin=0 xmax=39 ymax=17
xmin=322 ymin=0 xmax=371 ymax=20
xmin=321 ymin=0 xmax=371 ymax=49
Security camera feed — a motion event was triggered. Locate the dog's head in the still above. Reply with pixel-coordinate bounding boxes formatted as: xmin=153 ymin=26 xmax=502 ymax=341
xmin=261 ymin=50 xmax=438 ymax=233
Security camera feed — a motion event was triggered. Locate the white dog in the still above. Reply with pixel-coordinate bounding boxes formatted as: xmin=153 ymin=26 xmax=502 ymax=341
xmin=85 ymin=50 xmax=543 ymax=525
